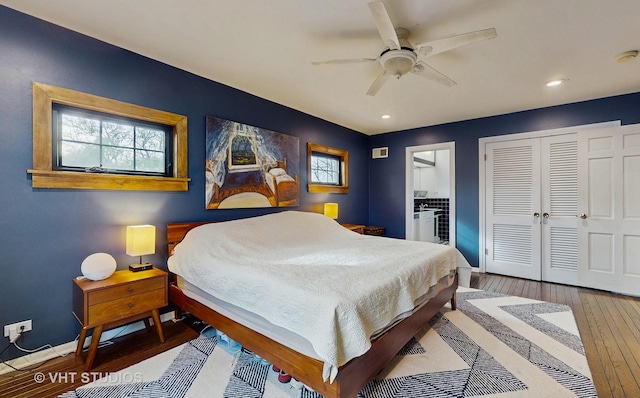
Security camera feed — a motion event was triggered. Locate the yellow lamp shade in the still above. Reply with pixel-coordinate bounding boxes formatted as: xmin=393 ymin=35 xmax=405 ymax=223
xmin=324 ymin=203 xmax=339 ymax=220
xmin=126 ymin=225 xmax=156 ymax=257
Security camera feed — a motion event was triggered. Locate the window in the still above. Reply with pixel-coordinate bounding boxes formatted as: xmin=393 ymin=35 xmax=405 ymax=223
xmin=53 ymin=105 xmax=173 ymax=176
xmin=310 ymin=153 xmax=341 ymax=185
xmin=307 ymin=142 xmax=348 ymax=193
xmin=28 ymin=82 xmax=189 ymax=191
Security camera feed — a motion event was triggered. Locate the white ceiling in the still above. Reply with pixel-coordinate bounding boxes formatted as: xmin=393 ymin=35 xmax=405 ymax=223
xmin=2 ymin=0 xmax=640 ymax=135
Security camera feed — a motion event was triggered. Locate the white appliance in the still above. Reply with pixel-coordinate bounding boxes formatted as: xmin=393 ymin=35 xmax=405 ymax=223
xmin=414 ymin=210 xmax=439 ymax=243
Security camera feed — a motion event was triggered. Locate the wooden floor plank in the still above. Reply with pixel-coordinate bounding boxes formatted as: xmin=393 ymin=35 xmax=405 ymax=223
xmin=569 ymin=287 xmax=608 ymax=397
xmin=540 ymin=281 xmax=552 ymax=303
xmin=585 ymin=296 xmax=614 ymax=397
xmin=582 ymin=291 xmax=625 ymax=397
xmin=487 ymin=275 xmax=502 ymax=292
xmin=616 ymin=298 xmax=640 ymax=346
xmin=592 ymin=292 xmax=640 ymax=397
xmin=549 ymin=283 xmax=559 ymax=304
xmin=513 ymin=278 xmax=526 ymax=298
xmin=501 ymin=276 xmax=515 ymax=295
xmin=610 ymin=298 xmax=640 ymax=369
xmin=526 ymin=279 xmax=540 ymax=300
xmin=494 ymin=275 xmax=508 ymax=293
xmin=558 ymin=284 xmax=568 ymax=304
xmin=488 ymin=274 xmax=503 ymax=292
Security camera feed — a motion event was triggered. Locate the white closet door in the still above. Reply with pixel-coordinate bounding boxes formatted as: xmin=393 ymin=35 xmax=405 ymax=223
xmin=578 ymin=124 xmax=640 ymax=295
xmin=541 ymin=134 xmax=579 ymax=285
xmin=485 ymin=139 xmax=542 ymax=280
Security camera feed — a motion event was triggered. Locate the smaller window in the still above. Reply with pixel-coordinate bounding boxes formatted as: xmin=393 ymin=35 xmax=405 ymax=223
xmin=307 ymin=142 xmax=348 ymax=194
xmin=311 ymin=153 xmax=341 ymax=185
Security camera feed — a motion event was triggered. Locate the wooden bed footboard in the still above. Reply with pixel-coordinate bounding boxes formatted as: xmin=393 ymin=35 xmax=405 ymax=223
xmin=169 ymin=274 xmax=457 ymax=398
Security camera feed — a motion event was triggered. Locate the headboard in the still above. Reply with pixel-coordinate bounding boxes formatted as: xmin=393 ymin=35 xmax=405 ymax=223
xmin=167 ymin=221 xmax=212 ymax=255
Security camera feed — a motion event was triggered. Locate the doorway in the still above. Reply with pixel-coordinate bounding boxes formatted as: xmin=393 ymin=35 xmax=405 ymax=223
xmin=405 ymin=142 xmax=456 ymax=247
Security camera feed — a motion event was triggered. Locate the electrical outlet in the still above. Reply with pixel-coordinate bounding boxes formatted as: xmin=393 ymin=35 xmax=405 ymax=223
xmin=4 ymin=320 xmax=32 ymax=340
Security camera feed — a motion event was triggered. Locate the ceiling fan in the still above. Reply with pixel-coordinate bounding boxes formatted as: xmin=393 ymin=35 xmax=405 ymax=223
xmin=312 ymin=1 xmax=497 ymax=96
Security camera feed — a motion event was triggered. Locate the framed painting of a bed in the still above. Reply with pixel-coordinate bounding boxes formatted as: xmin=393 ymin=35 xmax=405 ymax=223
xmin=205 ymin=116 xmax=300 ymax=209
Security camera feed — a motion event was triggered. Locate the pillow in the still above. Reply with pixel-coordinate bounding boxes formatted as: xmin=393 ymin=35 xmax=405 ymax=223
xmin=269 ymin=167 xmax=287 ymax=177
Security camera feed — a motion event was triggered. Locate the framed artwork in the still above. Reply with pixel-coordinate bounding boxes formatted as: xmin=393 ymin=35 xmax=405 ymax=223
xmin=205 ymin=116 xmax=299 ymax=209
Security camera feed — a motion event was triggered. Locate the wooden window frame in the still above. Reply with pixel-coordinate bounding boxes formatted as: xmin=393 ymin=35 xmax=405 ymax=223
xmin=28 ymin=82 xmax=190 ymax=191
xmin=307 ymin=142 xmax=349 ymax=194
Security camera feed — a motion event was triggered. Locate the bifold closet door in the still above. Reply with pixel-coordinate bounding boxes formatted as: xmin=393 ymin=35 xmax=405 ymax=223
xmin=485 ymin=134 xmax=579 ymax=284
xmin=485 ymin=138 xmax=542 ymax=280
xmin=540 ymin=134 xmax=579 ymax=285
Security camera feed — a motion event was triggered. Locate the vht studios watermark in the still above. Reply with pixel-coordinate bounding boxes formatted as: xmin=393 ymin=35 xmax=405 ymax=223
xmin=34 ymin=371 xmax=143 ymax=384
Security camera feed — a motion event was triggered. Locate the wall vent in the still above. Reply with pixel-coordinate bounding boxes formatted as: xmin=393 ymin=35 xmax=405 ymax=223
xmin=372 ymin=147 xmax=388 ymax=159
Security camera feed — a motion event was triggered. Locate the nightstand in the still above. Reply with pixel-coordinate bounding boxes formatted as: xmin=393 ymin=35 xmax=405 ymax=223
xmin=364 ymin=226 xmax=385 ymax=236
xmin=72 ymin=268 xmax=168 ymax=370
xmin=341 ymin=223 xmax=365 ymax=234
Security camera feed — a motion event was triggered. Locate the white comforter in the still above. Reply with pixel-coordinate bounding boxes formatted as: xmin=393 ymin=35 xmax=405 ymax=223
xmin=168 ymin=211 xmax=471 ymax=381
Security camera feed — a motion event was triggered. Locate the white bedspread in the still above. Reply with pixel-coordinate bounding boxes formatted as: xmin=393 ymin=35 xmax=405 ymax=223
xmin=168 ymin=211 xmax=471 ymax=381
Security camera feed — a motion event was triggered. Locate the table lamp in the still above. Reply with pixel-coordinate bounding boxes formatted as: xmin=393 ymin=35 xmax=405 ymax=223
xmin=324 ymin=203 xmax=339 ymax=220
xmin=126 ymin=224 xmax=156 ymax=272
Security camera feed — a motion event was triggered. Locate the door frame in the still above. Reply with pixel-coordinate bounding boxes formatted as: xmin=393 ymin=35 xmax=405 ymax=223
xmin=478 ymin=121 xmax=620 ymax=273
xmin=405 ymin=142 xmax=456 ymax=247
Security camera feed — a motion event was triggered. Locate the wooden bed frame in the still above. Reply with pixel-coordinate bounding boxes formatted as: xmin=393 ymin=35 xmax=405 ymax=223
xmin=167 ymin=221 xmax=458 ymax=398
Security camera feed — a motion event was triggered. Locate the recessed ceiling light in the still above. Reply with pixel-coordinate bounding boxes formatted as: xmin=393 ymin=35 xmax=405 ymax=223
xmin=381 ymin=114 xmax=391 ymax=119
xmin=546 ymin=80 xmax=565 ymax=87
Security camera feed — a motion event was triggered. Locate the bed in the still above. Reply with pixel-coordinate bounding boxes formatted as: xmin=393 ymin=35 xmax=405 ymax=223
xmin=167 ymin=211 xmax=471 ymax=398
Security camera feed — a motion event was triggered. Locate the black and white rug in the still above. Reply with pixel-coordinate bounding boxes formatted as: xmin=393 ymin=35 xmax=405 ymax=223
xmin=60 ymin=288 xmax=597 ymax=397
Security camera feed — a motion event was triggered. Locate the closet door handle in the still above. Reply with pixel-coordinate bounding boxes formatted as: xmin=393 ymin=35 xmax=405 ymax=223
xmin=533 ymin=212 xmax=540 ymax=218
xmin=577 ymin=213 xmax=588 ymax=219
xmin=542 ymin=212 xmax=550 ymax=218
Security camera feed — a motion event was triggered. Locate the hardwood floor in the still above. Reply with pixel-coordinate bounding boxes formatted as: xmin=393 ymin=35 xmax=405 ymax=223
xmin=1 ymin=273 xmax=638 ymax=397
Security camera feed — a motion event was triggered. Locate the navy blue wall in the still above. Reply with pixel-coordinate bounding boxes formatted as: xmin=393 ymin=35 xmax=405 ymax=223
xmin=0 ymin=6 xmax=368 ymax=360
xmin=369 ymin=93 xmax=640 ymax=267
xmin=3 ymin=3 xmax=640 ymax=363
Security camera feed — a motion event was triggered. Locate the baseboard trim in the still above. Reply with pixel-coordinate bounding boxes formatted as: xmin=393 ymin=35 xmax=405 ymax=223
xmin=0 ymin=311 xmax=176 ymax=375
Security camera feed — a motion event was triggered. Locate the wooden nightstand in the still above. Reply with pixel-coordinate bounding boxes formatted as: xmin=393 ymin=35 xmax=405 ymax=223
xmin=72 ymin=268 xmax=168 ymax=370
xmin=364 ymin=226 xmax=385 ymax=236
xmin=341 ymin=223 xmax=365 ymax=234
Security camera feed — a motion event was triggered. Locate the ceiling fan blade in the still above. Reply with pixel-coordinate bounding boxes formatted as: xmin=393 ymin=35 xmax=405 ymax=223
xmin=411 ymin=62 xmax=457 ymax=87
xmin=311 ymin=58 xmax=378 ymax=66
xmin=415 ymin=28 xmax=497 ymax=57
xmin=368 ymin=1 xmax=400 ymax=50
xmin=366 ymin=69 xmax=391 ymax=96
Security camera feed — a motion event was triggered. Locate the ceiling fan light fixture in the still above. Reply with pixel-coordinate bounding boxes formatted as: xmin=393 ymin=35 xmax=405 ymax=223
xmin=380 ymin=50 xmax=417 ymax=78
xmin=616 ymin=50 xmax=638 ymax=63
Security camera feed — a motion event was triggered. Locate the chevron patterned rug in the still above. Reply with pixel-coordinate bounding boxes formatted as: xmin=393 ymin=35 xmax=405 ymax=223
xmin=60 ymin=287 xmax=597 ymax=397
